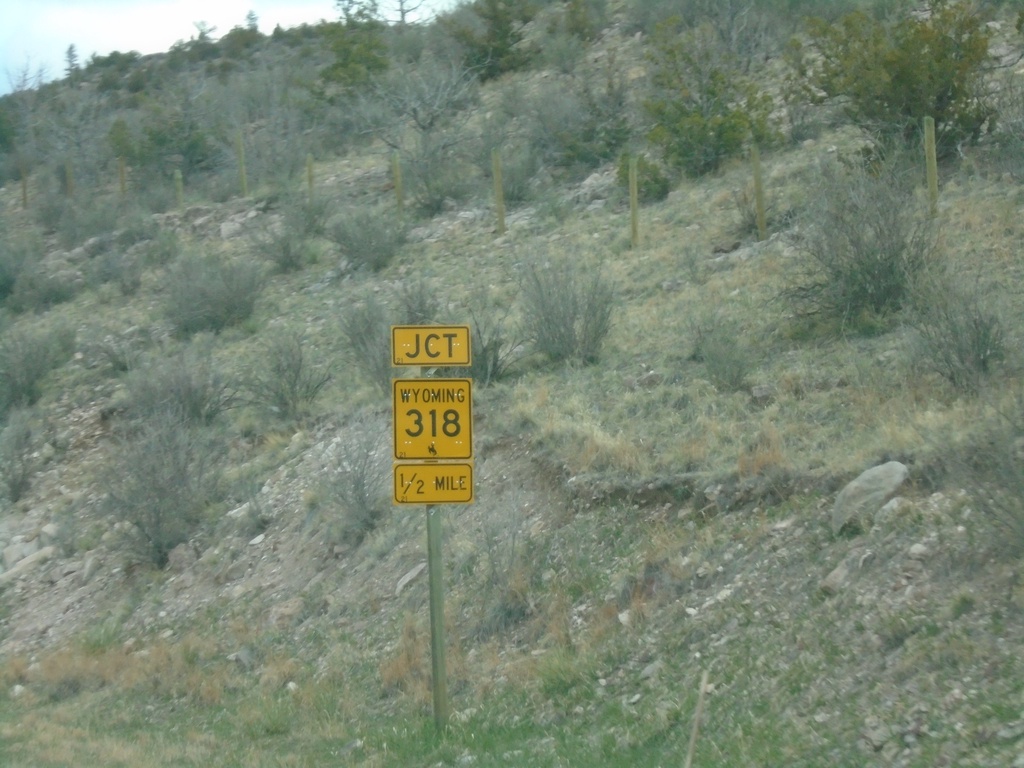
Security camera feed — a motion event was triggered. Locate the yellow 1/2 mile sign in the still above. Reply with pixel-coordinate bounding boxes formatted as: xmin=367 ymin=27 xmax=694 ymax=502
xmin=394 ymin=463 xmax=474 ymax=504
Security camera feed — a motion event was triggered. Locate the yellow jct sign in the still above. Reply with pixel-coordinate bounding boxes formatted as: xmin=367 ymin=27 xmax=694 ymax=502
xmin=394 ymin=463 xmax=474 ymax=504
xmin=393 ymin=379 xmax=472 ymax=460
xmin=392 ymin=325 xmax=471 ymax=366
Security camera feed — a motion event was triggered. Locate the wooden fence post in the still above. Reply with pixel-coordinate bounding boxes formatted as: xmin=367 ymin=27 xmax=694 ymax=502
xmin=924 ymin=116 xmax=938 ymax=218
xmin=751 ymin=145 xmax=767 ymax=242
xmin=236 ymin=129 xmax=248 ymax=198
xmin=173 ymin=169 xmax=184 ymax=209
xmin=492 ymin=148 xmax=506 ymax=235
xmin=629 ymin=155 xmax=639 ymax=248
xmin=392 ymin=152 xmax=404 ymax=214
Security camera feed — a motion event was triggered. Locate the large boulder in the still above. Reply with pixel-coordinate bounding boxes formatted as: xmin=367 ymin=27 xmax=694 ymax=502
xmin=831 ymin=461 xmax=909 ymax=536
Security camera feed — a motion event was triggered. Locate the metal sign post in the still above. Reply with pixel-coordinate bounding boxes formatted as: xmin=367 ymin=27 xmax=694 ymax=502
xmin=391 ymin=326 xmax=473 ymax=733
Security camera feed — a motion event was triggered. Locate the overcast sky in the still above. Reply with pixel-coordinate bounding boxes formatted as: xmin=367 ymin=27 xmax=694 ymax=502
xmin=1 ymin=0 xmax=459 ymax=95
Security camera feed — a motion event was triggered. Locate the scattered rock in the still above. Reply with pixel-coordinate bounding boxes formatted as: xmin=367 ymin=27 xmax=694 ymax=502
xmin=167 ymin=543 xmax=197 ymax=573
xmin=574 ymin=169 xmax=615 ymax=203
xmin=80 ymin=554 xmax=100 ymax=585
xmin=750 ymin=384 xmax=775 ymax=407
xmin=831 ymin=461 xmax=909 ymax=536
xmin=0 ymin=546 xmax=56 ymax=588
xmin=229 ymin=646 xmax=256 ymax=671
xmin=267 ymin=597 xmax=304 ymax=629
xmin=640 ymin=660 xmax=663 ymax=680
xmin=395 ymin=562 xmax=427 ymax=597
xmin=712 ymin=240 xmax=741 ymax=254
xmin=220 ymin=220 xmax=244 ymax=239
xmin=861 ymin=717 xmax=892 ymax=751
xmin=820 ymin=560 xmax=850 ymax=596
xmin=908 ymin=542 xmax=930 ymax=560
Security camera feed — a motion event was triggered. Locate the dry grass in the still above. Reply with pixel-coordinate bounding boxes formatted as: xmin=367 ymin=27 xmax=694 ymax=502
xmin=378 ymin=613 xmax=431 ymax=706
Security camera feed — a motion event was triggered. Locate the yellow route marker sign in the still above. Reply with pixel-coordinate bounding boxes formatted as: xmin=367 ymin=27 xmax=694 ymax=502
xmin=394 ymin=463 xmax=474 ymax=504
xmin=393 ymin=378 xmax=472 ymax=460
xmin=392 ymin=325 xmax=471 ymax=366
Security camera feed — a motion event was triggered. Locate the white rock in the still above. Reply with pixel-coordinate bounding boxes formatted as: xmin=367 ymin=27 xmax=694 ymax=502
xmin=831 ymin=461 xmax=909 ymax=536
xmin=395 ymin=562 xmax=427 ymax=597
xmin=908 ymin=543 xmax=930 ymax=560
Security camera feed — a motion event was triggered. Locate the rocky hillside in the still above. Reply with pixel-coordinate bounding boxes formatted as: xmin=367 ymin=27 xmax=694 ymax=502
xmin=0 ymin=2 xmax=1023 ymax=766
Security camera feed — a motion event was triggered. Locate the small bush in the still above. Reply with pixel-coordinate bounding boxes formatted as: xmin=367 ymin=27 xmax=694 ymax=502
xmin=86 ymin=250 xmax=143 ymax=296
xmin=0 ymin=408 xmax=35 ymax=503
xmin=8 ymin=263 xmax=79 ymax=314
xmin=690 ymin=314 xmax=756 ymax=392
xmin=785 ymin=156 xmax=934 ymax=332
xmin=956 ymin=395 xmax=1024 ymax=555
xmin=519 ymin=251 xmax=614 ymax=365
xmin=124 ymin=349 xmax=237 ymax=427
xmin=164 ymin=253 xmax=264 ymax=336
xmin=84 ymin=328 xmax=149 ymax=374
xmin=243 ymin=331 xmax=332 ymax=421
xmin=403 ymin=129 xmax=479 ymax=215
xmin=645 ymin=23 xmax=776 ymax=177
xmin=0 ymin=235 xmax=39 ymax=304
xmin=315 ymin=413 xmax=389 ymax=548
xmin=909 ymin=267 xmax=1006 ymax=394
xmin=0 ymin=324 xmax=75 ymax=414
xmin=527 ymin=75 xmax=632 ymax=173
xmin=328 ymin=206 xmax=407 ymax=272
xmin=795 ymin=2 xmax=995 ymax=157
xmin=395 ymin=276 xmax=445 ymax=326
xmin=442 ymin=0 xmax=538 ymax=81
xmin=616 ymin=153 xmax=671 ymax=204
xmin=141 ymin=229 xmax=180 ymax=266
xmin=251 ymin=220 xmax=313 ymax=274
xmin=54 ymin=198 xmax=122 ymax=250
xmin=990 ymin=69 xmax=1024 ymax=179
xmin=457 ymin=286 xmax=519 ymax=386
xmin=106 ymin=411 xmax=222 ymax=567
xmin=339 ymin=292 xmax=395 ymax=397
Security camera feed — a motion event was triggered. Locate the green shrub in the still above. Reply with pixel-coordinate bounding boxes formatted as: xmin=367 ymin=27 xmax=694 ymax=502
xmin=909 ymin=267 xmax=1006 ymax=394
xmin=519 ymin=251 xmax=614 ymax=365
xmin=86 ymin=250 xmax=142 ymax=296
xmin=527 ymin=75 xmax=632 ymax=173
xmin=243 ymin=331 xmax=332 ymax=421
xmin=0 ymin=324 xmax=75 ymax=414
xmin=106 ymin=411 xmax=222 ymax=567
xmin=328 ymin=206 xmax=407 ymax=271
xmin=690 ymin=314 xmax=756 ymax=392
xmin=320 ymin=8 xmax=389 ymax=90
xmin=314 ymin=412 xmax=389 ymax=549
xmin=338 ymin=292 xmax=395 ymax=396
xmin=7 ymin=263 xmax=79 ymax=314
xmin=251 ymin=218 xmax=314 ymax=274
xmin=794 ymin=1 xmax=995 ymax=157
xmin=956 ymin=395 xmax=1024 ymax=555
xmin=164 ymin=253 xmax=264 ymax=336
xmin=141 ymin=229 xmax=180 ymax=266
xmin=785 ymin=156 xmax=933 ymax=332
xmin=645 ymin=24 xmax=776 ymax=177
xmin=0 ymin=408 xmax=35 ymax=503
xmin=442 ymin=0 xmax=538 ymax=81
xmin=395 ymin=276 xmax=445 ymax=326
xmin=616 ymin=153 xmax=671 ymax=203
xmin=0 ymin=235 xmax=39 ymax=304
xmin=124 ymin=349 xmax=237 ymax=427
xmin=395 ymin=127 xmax=479 ymax=215
xmin=453 ymin=285 xmax=519 ymax=386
